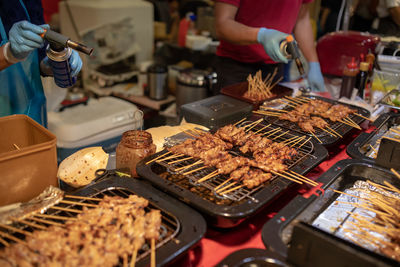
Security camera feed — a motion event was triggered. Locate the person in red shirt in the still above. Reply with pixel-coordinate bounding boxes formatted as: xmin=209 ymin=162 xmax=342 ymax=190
xmin=214 ymin=0 xmax=325 ymax=93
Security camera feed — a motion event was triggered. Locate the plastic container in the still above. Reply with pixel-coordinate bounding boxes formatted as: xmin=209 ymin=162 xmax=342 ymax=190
xmin=371 ymin=69 xmax=400 ymax=92
xmin=0 ymin=114 xmax=58 ymax=206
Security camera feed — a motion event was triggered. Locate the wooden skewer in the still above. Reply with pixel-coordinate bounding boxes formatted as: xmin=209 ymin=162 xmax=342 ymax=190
xmin=329 ymin=189 xmax=368 ymax=202
xmin=35 ymin=214 xmax=77 ymax=221
xmin=60 ymin=200 xmax=98 ymax=208
xmin=253 ymin=111 xmax=282 ymax=117
xmin=183 ymin=130 xmax=198 ymax=138
xmin=0 ymin=236 xmax=9 ymax=247
xmin=146 ymin=151 xmax=171 ymax=165
xmin=216 ymin=182 xmax=237 ymax=193
xmin=271 ymin=171 xmax=303 ymax=184
xmin=290 ymin=136 xmax=306 ymax=147
xmin=342 ymin=118 xmax=361 ymax=129
xmin=11 ymin=218 xmax=47 ymax=230
xmin=354 ymin=113 xmax=372 ymax=121
xmin=260 ymin=107 xmax=288 ymax=113
xmin=151 ymin=238 xmax=156 ymax=267
xmin=288 ymin=170 xmax=319 ymax=186
xmin=49 ymin=206 xmax=82 ymax=213
xmin=367 ymin=180 xmax=397 ymax=193
xmin=243 ymin=118 xmax=263 ymax=129
xmin=298 ymin=137 xmax=312 ymax=149
xmin=175 ymin=160 xmax=203 ymax=172
xmin=382 ymin=136 xmax=400 ymax=143
xmin=214 ymin=177 xmax=234 ymax=191
xmin=130 ymin=244 xmax=138 ymax=267
xmin=167 ymin=156 xmax=193 ymax=164
xmin=309 ymin=131 xmax=322 ymax=144
xmin=326 ymin=126 xmax=342 ymax=137
xmin=283 ymin=135 xmax=302 ymax=145
xmin=277 ymin=99 xmax=297 ymax=108
xmin=123 ymin=253 xmax=128 ymax=267
xmin=263 ymin=127 xmax=281 ymax=137
xmin=197 ymin=170 xmax=219 ymax=183
xmin=233 ymin=117 xmax=247 ymax=126
xmin=219 ymin=184 xmax=244 ymax=195
xmin=0 ymin=231 xmax=26 ymax=245
xmin=338 ymin=119 xmax=358 ymax=129
xmin=345 ymin=117 xmax=361 ymax=129
xmin=157 ymin=153 xmax=185 ymax=162
xmin=0 ymin=223 xmax=32 ymax=237
xmin=318 ymin=127 xmax=338 ymax=137
xmin=390 ymin=128 xmax=400 ymax=135
xmin=383 ymin=181 xmax=400 ymax=194
xmin=253 ymin=124 xmax=271 ymax=134
xmin=391 ymin=168 xmax=400 ymax=180
xmin=369 ymin=144 xmax=378 ymax=154
xmin=271 ymin=130 xmax=290 ymax=140
xmin=298 ymin=96 xmax=311 ymax=102
xmin=64 ymin=195 xmax=102 ymax=201
xmin=182 ymin=166 xmax=207 ymax=176
xmin=29 ymin=217 xmax=63 ymax=226
xmin=13 ymin=143 xmax=20 ymax=150
xmin=284 ymin=96 xmax=304 ymax=104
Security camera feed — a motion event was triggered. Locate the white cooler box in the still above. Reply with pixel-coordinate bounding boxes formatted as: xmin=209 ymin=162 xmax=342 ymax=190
xmin=48 ymin=97 xmax=143 ymax=162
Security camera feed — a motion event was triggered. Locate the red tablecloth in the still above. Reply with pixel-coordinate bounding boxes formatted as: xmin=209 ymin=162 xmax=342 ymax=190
xmin=174 ymin=125 xmax=368 ymax=267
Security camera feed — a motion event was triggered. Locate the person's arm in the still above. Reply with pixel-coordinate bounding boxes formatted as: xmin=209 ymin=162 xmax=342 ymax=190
xmin=214 ymin=2 xmax=259 ymax=45
xmin=0 ymin=45 xmax=13 ymax=71
xmin=293 ymin=3 xmax=318 ymax=63
xmin=388 ymin=6 xmax=400 ymax=26
xmin=214 ymin=1 xmax=289 ymax=63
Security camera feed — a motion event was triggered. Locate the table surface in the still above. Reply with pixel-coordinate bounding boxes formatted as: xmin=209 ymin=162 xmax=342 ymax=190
xmin=173 ymin=93 xmax=369 ymax=267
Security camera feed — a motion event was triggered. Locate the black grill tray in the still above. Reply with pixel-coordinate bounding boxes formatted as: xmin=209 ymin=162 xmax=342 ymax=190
xmin=215 ymin=248 xmax=289 ymax=267
xmin=72 ymin=177 xmax=207 ymax=267
xmin=347 ymin=112 xmax=400 ymax=162
xmin=137 ymin=131 xmax=328 ymax=228
xmin=261 ymin=95 xmax=370 ymax=146
xmin=261 ymin=159 xmax=400 ymax=266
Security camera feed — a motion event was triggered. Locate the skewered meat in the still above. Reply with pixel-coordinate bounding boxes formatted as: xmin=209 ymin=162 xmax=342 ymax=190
xmin=0 ymin=195 xmax=162 ymax=267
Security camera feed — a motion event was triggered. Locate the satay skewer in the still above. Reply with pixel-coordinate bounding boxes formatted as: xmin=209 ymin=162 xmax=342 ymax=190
xmin=197 ymin=170 xmax=219 ymax=183
xmin=277 ymin=99 xmax=297 ymax=108
xmin=354 ymin=113 xmax=372 ymax=121
xmin=284 ymin=96 xmax=304 ymax=104
xmin=338 ymin=119 xmax=359 ymax=129
xmin=234 ymin=117 xmax=247 ymax=126
xmin=309 ymin=131 xmax=322 ymax=143
xmin=298 ymin=137 xmax=312 ymax=149
xmin=345 ymin=116 xmax=361 ymax=128
xmin=270 ymin=130 xmax=290 ymax=140
xmin=0 ymin=231 xmax=26 ymax=245
xmin=130 ymin=244 xmax=138 ymax=267
xmin=253 ymin=124 xmax=271 ymax=134
xmin=216 ymin=182 xmax=237 ymax=193
xmin=34 ymin=213 xmax=77 ymax=221
xmin=29 ymin=217 xmax=64 ymax=226
xmin=0 ymin=236 xmax=9 ymax=247
xmin=151 ymin=238 xmax=156 ymax=267
xmin=0 ymin=223 xmax=32 ymax=237
xmin=174 ymin=160 xmax=203 ymax=172
xmin=270 ymin=171 xmax=303 ymax=184
xmin=10 ymin=218 xmax=47 ymax=230
xmin=318 ymin=126 xmax=338 ymax=137
xmin=168 ymin=156 xmax=193 ymax=164
xmin=219 ymin=184 xmax=245 ymax=195
xmin=263 ymin=127 xmax=281 ymax=137
xmin=157 ymin=153 xmax=185 ymax=162
xmin=60 ymin=200 xmax=98 ymax=208
xmin=326 ymin=126 xmax=342 ymax=137
xmin=290 ymin=136 xmax=306 ymax=147
xmin=49 ymin=206 xmax=82 ymax=213
xmin=146 ymin=151 xmax=172 ymax=165
xmin=123 ymin=254 xmax=128 ymax=267
xmin=64 ymin=195 xmax=102 ymax=201
xmin=282 ymin=135 xmax=303 ymax=145
xmin=287 ymin=170 xmax=319 ymax=186
xmin=214 ymin=177 xmax=234 ymax=191
xmin=182 ymin=166 xmax=207 ymax=176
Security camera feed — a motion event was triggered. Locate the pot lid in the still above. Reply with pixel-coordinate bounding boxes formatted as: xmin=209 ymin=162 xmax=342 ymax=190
xmin=177 ymin=69 xmax=217 ymax=86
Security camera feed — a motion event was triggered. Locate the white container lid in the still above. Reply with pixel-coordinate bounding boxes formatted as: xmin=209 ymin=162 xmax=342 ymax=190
xmin=48 ymin=97 xmax=142 ymax=148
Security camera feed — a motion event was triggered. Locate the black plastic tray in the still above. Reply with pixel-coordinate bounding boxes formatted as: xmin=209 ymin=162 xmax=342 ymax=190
xmin=347 ymin=112 xmax=400 ymax=162
xmin=137 ymin=126 xmax=328 ymax=228
xmin=72 ymin=177 xmax=207 ymax=267
xmin=260 ymin=95 xmax=370 ymax=146
xmin=215 ymin=248 xmax=289 ymax=267
xmin=261 ymin=159 xmax=399 ymax=267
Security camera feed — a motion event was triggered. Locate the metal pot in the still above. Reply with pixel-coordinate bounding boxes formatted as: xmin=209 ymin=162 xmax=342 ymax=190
xmin=147 ymin=64 xmax=168 ymax=100
xmin=176 ymin=69 xmax=217 ymax=111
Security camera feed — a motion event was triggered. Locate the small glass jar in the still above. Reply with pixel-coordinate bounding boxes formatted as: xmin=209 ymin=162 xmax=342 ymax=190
xmin=116 ymin=130 xmax=156 ymax=177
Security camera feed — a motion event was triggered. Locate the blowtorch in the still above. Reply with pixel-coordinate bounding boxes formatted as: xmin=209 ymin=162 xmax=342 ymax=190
xmin=280 ymin=35 xmax=310 ymax=93
xmin=40 ymin=29 xmax=94 ymax=88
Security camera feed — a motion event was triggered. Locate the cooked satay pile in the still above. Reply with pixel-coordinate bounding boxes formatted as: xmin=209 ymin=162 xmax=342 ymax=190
xmin=339 ymin=181 xmax=400 ymax=261
xmin=0 ymin=195 xmax=162 ymax=267
xmin=279 ymin=99 xmax=356 ymax=133
xmin=168 ymin=124 xmax=297 ymax=189
xmin=243 ymin=69 xmax=282 ymax=101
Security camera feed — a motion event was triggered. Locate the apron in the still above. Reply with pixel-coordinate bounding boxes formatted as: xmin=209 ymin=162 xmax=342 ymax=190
xmin=0 ymin=0 xmax=47 ymax=126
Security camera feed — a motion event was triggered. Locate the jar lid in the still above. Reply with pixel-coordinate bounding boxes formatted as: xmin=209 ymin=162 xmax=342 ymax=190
xmin=177 ymin=69 xmax=217 ymax=86
xmin=147 ymin=64 xmax=167 ymax=73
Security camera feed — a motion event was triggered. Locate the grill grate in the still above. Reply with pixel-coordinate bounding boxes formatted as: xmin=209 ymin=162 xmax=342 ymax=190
xmin=262 ymin=96 xmax=367 ymax=140
xmin=0 ymin=188 xmax=180 ymax=265
xmin=156 ymin=121 xmax=314 ymax=202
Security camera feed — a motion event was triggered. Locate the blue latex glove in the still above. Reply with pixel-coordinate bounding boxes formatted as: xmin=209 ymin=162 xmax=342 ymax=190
xmin=308 ymin=62 xmax=325 ymax=92
xmin=257 ymin=27 xmax=289 ymax=63
xmin=9 ymin=21 xmax=49 ymax=59
xmin=42 ymin=50 xmax=83 ymax=77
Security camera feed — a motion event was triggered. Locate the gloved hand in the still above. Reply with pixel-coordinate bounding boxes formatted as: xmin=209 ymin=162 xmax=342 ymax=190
xmin=308 ymin=62 xmax=325 ymax=92
xmin=41 ymin=50 xmax=83 ymax=77
xmin=257 ymin=27 xmax=289 ymax=63
xmin=9 ymin=21 xmax=49 ymax=59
